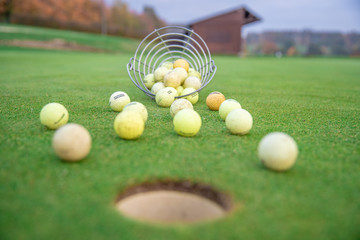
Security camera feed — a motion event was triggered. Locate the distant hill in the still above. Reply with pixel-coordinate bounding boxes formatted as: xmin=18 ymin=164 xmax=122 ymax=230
xmin=246 ymin=30 xmax=360 ymax=56
xmin=0 ymin=23 xmax=140 ymax=53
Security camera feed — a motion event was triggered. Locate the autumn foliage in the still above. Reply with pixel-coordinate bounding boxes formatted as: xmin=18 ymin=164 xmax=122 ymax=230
xmin=0 ymin=0 xmax=166 ymax=38
xmin=261 ymin=40 xmax=278 ymax=55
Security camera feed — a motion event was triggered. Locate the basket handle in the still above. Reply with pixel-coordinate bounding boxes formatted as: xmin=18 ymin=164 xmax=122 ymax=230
xmin=128 ymin=57 xmax=134 ymax=71
xmin=210 ymin=59 xmax=216 ymax=72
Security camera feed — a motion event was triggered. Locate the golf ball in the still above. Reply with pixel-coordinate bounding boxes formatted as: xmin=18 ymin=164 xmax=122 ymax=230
xmin=258 ymin=132 xmax=299 ymax=171
xmin=114 ymin=111 xmax=144 ymax=140
xmin=155 ymin=87 xmax=177 ymax=107
xmin=176 ymin=86 xmax=184 ymax=96
xmin=143 ymin=73 xmax=155 ymax=89
xmin=219 ymin=99 xmax=241 ymax=120
xmin=161 ymin=61 xmax=174 ymax=70
xmin=225 ymin=109 xmax=253 ymax=135
xmin=181 ymin=87 xmax=199 ymax=104
xmin=170 ymin=99 xmax=193 ymax=117
xmin=109 ymin=91 xmax=131 ymax=112
xmin=188 ymin=68 xmax=201 ymax=79
xmin=151 ymin=82 xmax=165 ymax=95
xmin=173 ymin=59 xmax=189 ymax=72
xmin=154 ymin=67 xmax=170 ymax=82
xmin=183 ymin=76 xmax=201 ymax=90
xmin=172 ymin=67 xmax=188 ymax=84
xmin=206 ymin=92 xmax=226 ymax=111
xmin=40 ymin=102 xmax=69 ymax=130
xmin=123 ymin=101 xmax=148 ymax=123
xmin=173 ymin=109 xmax=201 ymax=137
xmin=164 ymin=71 xmax=181 ymax=88
xmin=52 ymin=123 xmax=91 ymax=161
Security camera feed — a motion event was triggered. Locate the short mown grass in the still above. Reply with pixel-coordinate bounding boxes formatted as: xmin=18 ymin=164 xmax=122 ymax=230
xmin=0 ymin=46 xmax=359 ymax=239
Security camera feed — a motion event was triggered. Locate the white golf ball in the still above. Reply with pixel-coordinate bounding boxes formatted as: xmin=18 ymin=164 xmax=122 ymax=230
xmin=183 ymin=76 xmax=201 ymax=90
xmin=52 ymin=123 xmax=92 ymax=161
xmin=172 ymin=67 xmax=188 ymax=84
xmin=151 ymin=82 xmax=165 ymax=95
xmin=258 ymin=132 xmax=299 ymax=171
xmin=154 ymin=67 xmax=170 ymax=82
xmin=170 ymin=99 xmax=193 ymax=117
xmin=225 ymin=109 xmax=253 ymax=135
xmin=155 ymin=87 xmax=177 ymax=107
xmin=164 ymin=71 xmax=181 ymax=88
xmin=219 ymin=99 xmax=241 ymax=120
xmin=109 ymin=91 xmax=131 ymax=112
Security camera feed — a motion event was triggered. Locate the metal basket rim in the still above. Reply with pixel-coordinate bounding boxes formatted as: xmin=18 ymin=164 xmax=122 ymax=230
xmin=127 ymin=26 xmax=217 ymax=99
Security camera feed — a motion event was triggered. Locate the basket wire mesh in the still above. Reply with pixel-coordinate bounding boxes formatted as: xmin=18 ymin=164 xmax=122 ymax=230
xmin=127 ymin=26 xmax=217 ymax=99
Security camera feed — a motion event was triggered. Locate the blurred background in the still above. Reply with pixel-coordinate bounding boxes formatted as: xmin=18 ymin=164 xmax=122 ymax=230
xmin=0 ymin=0 xmax=359 ymax=56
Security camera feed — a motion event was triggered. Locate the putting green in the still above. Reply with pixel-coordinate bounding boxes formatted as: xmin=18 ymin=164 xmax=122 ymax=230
xmin=0 ymin=47 xmax=359 ymax=240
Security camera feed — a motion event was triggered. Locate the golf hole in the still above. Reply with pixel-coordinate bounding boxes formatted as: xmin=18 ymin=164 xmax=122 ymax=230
xmin=115 ymin=180 xmax=232 ymax=224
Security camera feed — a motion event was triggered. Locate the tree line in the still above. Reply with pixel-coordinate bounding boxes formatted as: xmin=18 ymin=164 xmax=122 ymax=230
xmin=246 ymin=30 xmax=360 ymax=57
xmin=0 ymin=0 xmax=166 ymax=38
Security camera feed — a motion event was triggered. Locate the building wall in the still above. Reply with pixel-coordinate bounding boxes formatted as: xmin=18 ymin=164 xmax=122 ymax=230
xmin=191 ymin=9 xmax=245 ymax=55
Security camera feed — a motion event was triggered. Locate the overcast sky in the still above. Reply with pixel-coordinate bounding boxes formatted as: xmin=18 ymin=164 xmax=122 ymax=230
xmin=106 ymin=0 xmax=360 ymax=35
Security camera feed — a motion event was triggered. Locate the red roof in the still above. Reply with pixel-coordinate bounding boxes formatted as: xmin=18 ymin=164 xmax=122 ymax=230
xmin=189 ymin=5 xmax=261 ymax=26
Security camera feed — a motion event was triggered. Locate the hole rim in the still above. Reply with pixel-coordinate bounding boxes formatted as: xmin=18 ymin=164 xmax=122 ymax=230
xmin=115 ymin=179 xmax=233 ymax=223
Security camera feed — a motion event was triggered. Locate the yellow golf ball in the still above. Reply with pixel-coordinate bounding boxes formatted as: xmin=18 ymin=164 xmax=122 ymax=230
xmin=123 ymin=101 xmax=148 ymax=123
xmin=114 ymin=111 xmax=144 ymax=140
xmin=173 ymin=59 xmax=189 ymax=72
xmin=40 ymin=102 xmax=69 ymax=130
xmin=173 ymin=109 xmax=201 ymax=137
xmin=181 ymin=87 xmax=199 ymax=104
xmin=219 ymin=99 xmax=241 ymax=120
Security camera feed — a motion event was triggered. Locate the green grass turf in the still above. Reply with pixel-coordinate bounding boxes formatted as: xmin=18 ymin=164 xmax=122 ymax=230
xmin=0 ymin=23 xmax=140 ymax=53
xmin=0 ymin=47 xmax=359 ymax=240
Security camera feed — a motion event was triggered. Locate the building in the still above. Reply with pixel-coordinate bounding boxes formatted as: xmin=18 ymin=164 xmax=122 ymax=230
xmin=189 ymin=6 xmax=260 ymax=55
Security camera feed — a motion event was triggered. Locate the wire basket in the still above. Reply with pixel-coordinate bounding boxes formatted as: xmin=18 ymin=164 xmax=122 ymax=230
xmin=127 ymin=26 xmax=217 ymax=99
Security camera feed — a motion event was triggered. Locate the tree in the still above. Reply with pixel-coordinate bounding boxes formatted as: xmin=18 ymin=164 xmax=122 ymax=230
xmin=143 ymin=6 xmax=163 ymax=29
xmin=10 ymin=0 xmax=100 ymax=26
xmin=286 ymin=46 xmax=297 ymax=56
xmin=350 ymin=44 xmax=360 ymax=56
xmin=262 ymin=40 xmax=278 ymax=55
xmin=100 ymin=0 xmax=107 ymax=35
xmin=306 ymin=43 xmax=322 ymax=55
xmin=108 ymin=0 xmax=128 ymax=35
xmin=0 ymin=0 xmax=12 ymax=23
xmin=331 ymin=45 xmax=349 ymax=56
xmin=1 ymin=0 xmax=167 ymax=38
